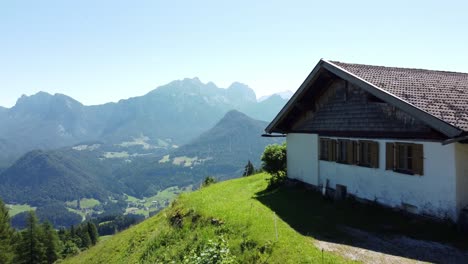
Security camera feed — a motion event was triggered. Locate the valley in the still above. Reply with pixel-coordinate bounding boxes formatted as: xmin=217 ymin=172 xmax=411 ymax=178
xmin=0 ymin=79 xmax=287 ymax=229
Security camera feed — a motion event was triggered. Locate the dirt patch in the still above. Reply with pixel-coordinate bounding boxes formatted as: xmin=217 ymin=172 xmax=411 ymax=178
xmin=314 ymin=227 xmax=468 ymax=263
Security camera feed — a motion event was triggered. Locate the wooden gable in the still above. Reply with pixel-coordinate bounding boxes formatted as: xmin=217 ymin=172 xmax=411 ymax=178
xmin=286 ymin=78 xmax=446 ymax=140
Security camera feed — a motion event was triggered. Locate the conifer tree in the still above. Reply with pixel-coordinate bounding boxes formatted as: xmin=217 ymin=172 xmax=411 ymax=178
xmin=76 ymin=225 xmax=91 ymax=249
xmin=243 ymin=160 xmax=255 ymax=176
xmin=41 ymin=222 xmax=60 ymax=264
xmin=86 ymin=222 xmax=99 ymax=245
xmin=14 ymin=211 xmax=46 ymax=264
xmin=0 ymin=199 xmax=14 ymax=264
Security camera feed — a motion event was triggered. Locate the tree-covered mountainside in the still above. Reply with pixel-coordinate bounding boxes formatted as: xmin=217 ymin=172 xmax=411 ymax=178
xmin=0 ymin=110 xmax=283 ymax=223
xmin=114 ymin=110 xmax=283 ymax=196
xmin=0 ymin=78 xmax=287 ymax=165
xmin=0 ymin=149 xmax=118 ymax=206
xmin=0 ymin=150 xmax=106 ymax=205
xmin=173 ymin=110 xmax=282 ymax=168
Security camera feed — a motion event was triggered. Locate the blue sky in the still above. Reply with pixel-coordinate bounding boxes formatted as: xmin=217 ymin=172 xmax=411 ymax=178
xmin=1 ymin=0 xmax=467 ymax=107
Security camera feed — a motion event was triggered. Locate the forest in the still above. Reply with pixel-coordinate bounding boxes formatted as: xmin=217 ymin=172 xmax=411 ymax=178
xmin=1 ymin=198 xmax=101 ymax=263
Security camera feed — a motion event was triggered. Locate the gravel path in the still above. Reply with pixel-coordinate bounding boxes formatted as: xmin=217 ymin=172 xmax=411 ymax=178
xmin=314 ymin=227 xmax=468 ymax=263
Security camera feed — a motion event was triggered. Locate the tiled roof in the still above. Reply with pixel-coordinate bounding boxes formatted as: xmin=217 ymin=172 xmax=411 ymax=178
xmin=329 ymin=61 xmax=468 ymax=131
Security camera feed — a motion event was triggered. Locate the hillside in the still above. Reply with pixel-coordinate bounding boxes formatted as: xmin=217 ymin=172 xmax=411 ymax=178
xmin=173 ymin=110 xmax=283 ymax=167
xmin=0 ymin=149 xmax=119 ymax=206
xmin=113 ymin=110 xmax=283 ymax=196
xmin=64 ymin=173 xmax=349 ymax=264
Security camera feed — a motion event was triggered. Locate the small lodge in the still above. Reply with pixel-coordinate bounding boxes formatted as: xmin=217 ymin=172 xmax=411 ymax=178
xmin=265 ymin=59 xmax=468 ymax=222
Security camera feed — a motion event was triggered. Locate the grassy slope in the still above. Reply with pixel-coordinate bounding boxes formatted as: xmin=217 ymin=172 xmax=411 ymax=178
xmin=64 ymin=173 xmax=353 ymax=264
xmin=7 ymin=203 xmax=36 ymax=216
xmin=65 ymin=198 xmax=101 ymax=209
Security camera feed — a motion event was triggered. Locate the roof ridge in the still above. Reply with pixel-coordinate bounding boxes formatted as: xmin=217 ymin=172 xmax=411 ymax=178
xmin=328 ymin=60 xmax=468 ymax=76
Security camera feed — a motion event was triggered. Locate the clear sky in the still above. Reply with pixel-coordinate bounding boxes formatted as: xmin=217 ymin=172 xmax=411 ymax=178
xmin=1 ymin=0 xmax=467 ymax=108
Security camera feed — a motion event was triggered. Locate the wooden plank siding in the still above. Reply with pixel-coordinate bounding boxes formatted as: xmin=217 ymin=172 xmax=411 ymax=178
xmin=290 ymin=79 xmax=445 ymax=140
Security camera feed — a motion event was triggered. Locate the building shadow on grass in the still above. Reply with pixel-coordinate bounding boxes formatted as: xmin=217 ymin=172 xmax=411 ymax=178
xmin=255 ymin=182 xmax=468 ymax=263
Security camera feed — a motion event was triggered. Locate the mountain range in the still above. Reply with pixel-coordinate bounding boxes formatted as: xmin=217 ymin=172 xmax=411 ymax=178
xmin=0 ymin=78 xmax=289 ymax=167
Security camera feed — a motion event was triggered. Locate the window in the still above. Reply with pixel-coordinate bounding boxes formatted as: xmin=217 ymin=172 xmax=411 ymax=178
xmin=386 ymin=142 xmax=423 ymax=175
xmin=397 ymin=144 xmax=413 ymax=171
xmin=357 ymin=140 xmax=379 ymax=168
xmin=337 ymin=139 xmax=355 ymax=164
xmin=337 ymin=140 xmax=347 ymax=163
xmin=319 ymin=138 xmax=378 ymax=167
xmin=320 ymin=138 xmax=336 ymax=161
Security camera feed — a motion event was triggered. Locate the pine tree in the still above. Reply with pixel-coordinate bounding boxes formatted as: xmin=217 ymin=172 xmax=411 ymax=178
xmin=14 ymin=211 xmax=46 ymax=264
xmin=86 ymin=222 xmax=99 ymax=245
xmin=76 ymin=225 xmax=91 ymax=249
xmin=0 ymin=199 xmax=14 ymax=264
xmin=41 ymin=222 xmax=60 ymax=264
xmin=243 ymin=160 xmax=255 ymax=176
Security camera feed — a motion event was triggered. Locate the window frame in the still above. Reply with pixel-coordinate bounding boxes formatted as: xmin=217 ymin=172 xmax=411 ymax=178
xmin=357 ymin=140 xmax=379 ymax=168
xmin=396 ymin=143 xmax=413 ymax=173
xmin=386 ymin=142 xmax=424 ymax=176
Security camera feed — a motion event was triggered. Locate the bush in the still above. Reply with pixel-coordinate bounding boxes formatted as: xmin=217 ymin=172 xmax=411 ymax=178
xmin=202 ymin=176 xmax=217 ymax=188
xmin=260 ymin=143 xmax=286 ymax=174
xmin=183 ymin=236 xmax=236 ymax=264
xmin=267 ymin=171 xmax=287 ymax=190
xmin=261 ymin=143 xmax=287 ymax=189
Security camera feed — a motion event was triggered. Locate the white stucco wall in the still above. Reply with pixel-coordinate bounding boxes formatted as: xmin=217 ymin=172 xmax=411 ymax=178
xmin=286 ymin=133 xmax=319 ymax=185
xmin=286 ymin=133 xmax=461 ymax=220
xmin=456 ymin=143 xmax=468 ymax=216
xmin=318 ymin=138 xmax=458 ymax=220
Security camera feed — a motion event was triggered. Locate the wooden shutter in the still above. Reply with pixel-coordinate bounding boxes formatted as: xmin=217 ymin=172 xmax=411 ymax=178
xmin=395 ymin=143 xmax=400 ymax=169
xmin=355 ymin=141 xmax=360 ymax=164
xmin=346 ymin=140 xmax=354 ymax=164
xmin=330 ymin=140 xmax=337 ymax=161
xmin=320 ymin=138 xmax=328 ymax=160
xmin=386 ymin=143 xmax=394 ymax=170
xmin=370 ymin=141 xmax=379 ymax=168
xmin=319 ymin=139 xmax=324 ymax=160
xmin=327 ymin=139 xmax=333 ymax=161
xmin=412 ymin=144 xmax=424 ymax=175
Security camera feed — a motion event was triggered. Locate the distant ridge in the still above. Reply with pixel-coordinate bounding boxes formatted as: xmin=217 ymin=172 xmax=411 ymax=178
xmin=0 ymin=78 xmax=287 ymax=165
xmin=258 ymin=90 xmax=294 ymax=102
